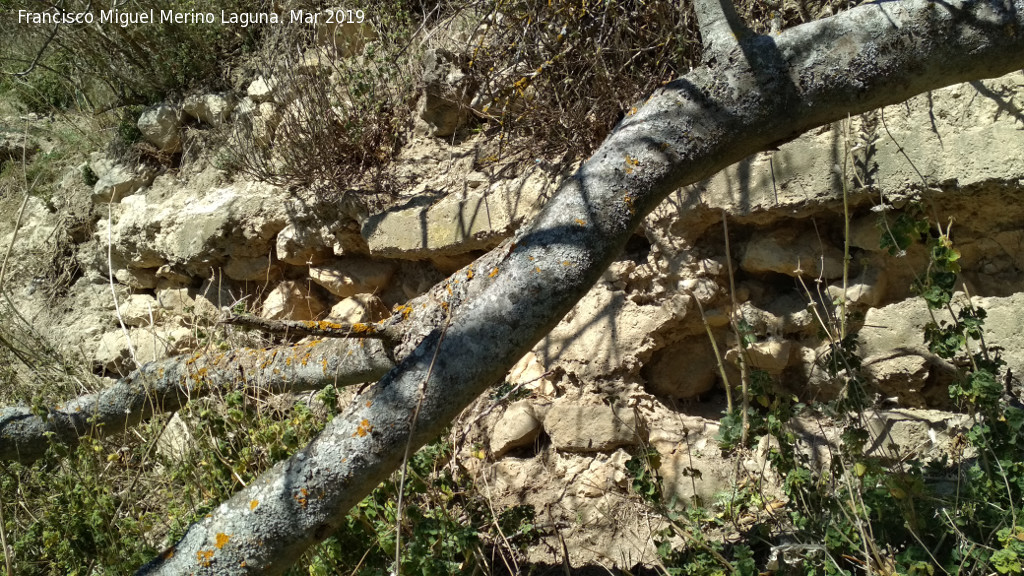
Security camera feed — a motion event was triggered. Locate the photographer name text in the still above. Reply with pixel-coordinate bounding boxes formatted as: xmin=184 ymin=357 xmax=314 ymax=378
xmin=17 ymin=8 xmax=365 ymax=28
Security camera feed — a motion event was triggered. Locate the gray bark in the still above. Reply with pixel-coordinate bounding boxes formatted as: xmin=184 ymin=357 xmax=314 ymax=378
xmin=103 ymin=0 xmax=1024 ymax=572
xmin=0 ymin=338 xmax=393 ymax=463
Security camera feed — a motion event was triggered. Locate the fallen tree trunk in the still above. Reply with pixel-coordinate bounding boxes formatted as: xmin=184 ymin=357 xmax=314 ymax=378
xmin=34 ymin=0 xmax=1024 ymax=572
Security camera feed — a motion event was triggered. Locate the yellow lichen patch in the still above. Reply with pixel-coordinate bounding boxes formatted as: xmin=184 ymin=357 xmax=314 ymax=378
xmin=249 ymin=500 xmax=259 ymax=510
xmin=353 ymin=418 xmax=374 ymax=437
xmin=351 ymin=323 xmax=375 ymax=334
xmin=293 ymin=488 xmax=310 ymax=508
xmin=575 ymin=218 xmax=586 ymax=226
xmin=197 ymin=549 xmax=214 ymax=567
xmin=489 ymin=267 xmax=499 ymax=278
xmin=627 ymin=106 xmax=638 ymax=116
xmin=625 ymin=154 xmax=640 ymax=174
xmin=365 ymin=400 xmax=373 ymax=407
xmin=466 ymin=268 xmax=474 ymax=280
xmin=305 ymin=320 xmax=343 ymax=331
xmin=562 ymin=261 xmax=571 ymax=266
xmin=446 ymin=284 xmax=453 ymax=295
xmin=534 ymin=266 xmax=541 ymax=273
xmin=394 ymin=304 xmax=413 ymax=319
xmin=322 ymin=357 xmax=328 ymax=372
xmin=215 ymin=533 xmax=231 ymax=549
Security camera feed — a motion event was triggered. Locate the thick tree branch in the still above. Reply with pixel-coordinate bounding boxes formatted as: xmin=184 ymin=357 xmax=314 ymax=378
xmin=693 ymin=0 xmax=749 ymax=61
xmin=130 ymin=0 xmax=1024 ymax=572
xmin=220 ymin=314 xmax=405 ymax=346
xmin=0 ymin=338 xmax=393 ymax=464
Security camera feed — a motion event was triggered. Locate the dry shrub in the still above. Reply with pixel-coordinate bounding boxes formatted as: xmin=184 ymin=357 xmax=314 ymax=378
xmin=227 ymin=5 xmax=418 ymax=196
xmin=441 ymin=0 xmax=852 ymax=163
xmin=459 ymin=0 xmax=703 ymax=162
xmin=2 ymin=0 xmax=270 ymax=111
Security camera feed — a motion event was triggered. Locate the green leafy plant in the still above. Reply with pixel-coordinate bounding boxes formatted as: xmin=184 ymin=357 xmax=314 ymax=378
xmin=626 ymin=445 xmax=664 ymax=504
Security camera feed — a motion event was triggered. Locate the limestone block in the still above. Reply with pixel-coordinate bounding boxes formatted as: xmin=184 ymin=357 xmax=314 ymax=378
xmin=418 ymin=48 xmax=475 ymax=137
xmin=577 ymin=450 xmax=631 ymax=498
xmin=156 ymin=287 xmax=197 ymax=315
xmin=862 ymin=293 xmax=1024 ymax=405
xmin=120 ymin=294 xmax=163 ymax=327
xmin=247 ymin=76 xmax=279 ymax=103
xmin=866 ymin=355 xmax=931 ymax=407
xmin=540 ymin=286 xmax=673 ymax=380
xmin=727 ymin=339 xmax=793 ymax=374
xmin=677 ymin=277 xmax=721 ymax=305
xmin=182 ymin=92 xmax=235 ymax=126
xmin=543 ymin=402 xmax=641 ymax=453
xmin=864 ymin=409 xmax=974 ymax=461
xmin=156 ymin=413 xmax=194 ymax=460
xmin=137 ymin=105 xmax=182 ymax=153
xmin=223 ymin=255 xmax=281 ymax=282
xmin=328 ymin=294 xmax=388 ymax=323
xmin=94 ymin=325 xmax=193 ymax=374
xmin=261 ymin=280 xmax=327 ymax=321
xmin=276 ymin=223 xmax=332 ymax=265
xmin=114 ymin=267 xmax=159 ymax=290
xmin=99 ymin=172 xmax=291 ymax=279
xmin=155 ymin=265 xmax=192 ymax=288
xmin=826 ymin=266 xmax=888 ymax=307
xmin=310 ymin=258 xmax=395 ymax=297
xmin=659 ymin=443 xmax=733 ymax=507
xmin=741 ymin=228 xmax=844 ymax=279
xmin=91 ymin=163 xmax=156 ymax=203
xmin=507 ymin=352 xmax=556 ymax=395
xmin=490 ymin=401 xmax=542 ymax=458
xmin=682 ymin=72 xmax=1024 ymax=220
xmin=363 ymin=167 xmax=552 ymax=258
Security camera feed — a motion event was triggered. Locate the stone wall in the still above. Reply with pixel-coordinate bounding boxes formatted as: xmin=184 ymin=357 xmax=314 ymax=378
xmin=6 ymin=65 xmax=1022 ymax=567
